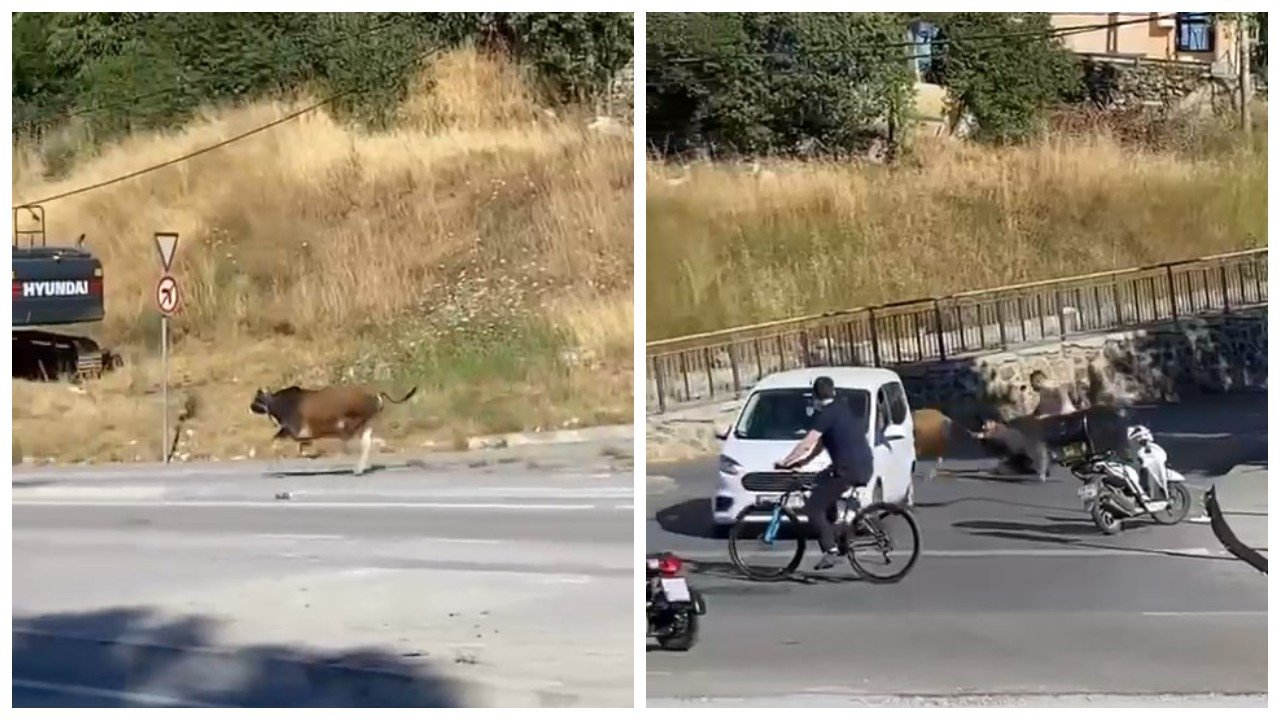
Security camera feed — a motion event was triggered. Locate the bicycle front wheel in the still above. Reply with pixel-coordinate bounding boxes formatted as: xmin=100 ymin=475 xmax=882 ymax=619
xmin=728 ymin=505 xmax=806 ymax=581
xmin=846 ymin=502 xmax=920 ymax=584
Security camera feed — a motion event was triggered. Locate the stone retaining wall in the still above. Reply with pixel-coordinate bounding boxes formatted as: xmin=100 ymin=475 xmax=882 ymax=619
xmin=647 ymin=308 xmax=1266 ymax=461
xmin=1082 ymin=57 xmax=1216 ymax=109
xmin=905 ymin=308 xmax=1266 ymax=421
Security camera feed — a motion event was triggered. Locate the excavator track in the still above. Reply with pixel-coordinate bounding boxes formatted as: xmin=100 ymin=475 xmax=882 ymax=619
xmin=12 ymin=330 xmax=113 ymax=382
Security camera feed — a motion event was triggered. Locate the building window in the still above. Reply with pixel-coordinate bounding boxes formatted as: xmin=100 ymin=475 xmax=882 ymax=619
xmin=908 ymin=20 xmax=940 ymax=78
xmin=1176 ymin=13 xmax=1214 ymax=53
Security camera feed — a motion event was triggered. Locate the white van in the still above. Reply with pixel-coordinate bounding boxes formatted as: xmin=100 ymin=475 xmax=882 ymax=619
xmin=711 ymin=366 xmax=917 ymax=527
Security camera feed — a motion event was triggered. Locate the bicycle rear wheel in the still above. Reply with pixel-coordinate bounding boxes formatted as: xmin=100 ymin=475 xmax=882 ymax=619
xmin=728 ymin=505 xmax=806 ymax=581
xmin=846 ymin=502 xmax=920 ymax=584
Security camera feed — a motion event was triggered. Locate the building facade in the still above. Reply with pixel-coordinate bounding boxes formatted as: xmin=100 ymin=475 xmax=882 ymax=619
xmin=1052 ymin=12 xmax=1242 ymax=75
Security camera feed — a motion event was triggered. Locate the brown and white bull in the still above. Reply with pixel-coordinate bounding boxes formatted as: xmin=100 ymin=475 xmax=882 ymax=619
xmin=250 ymin=384 xmax=417 ymax=475
xmin=911 ymin=408 xmax=975 ymax=480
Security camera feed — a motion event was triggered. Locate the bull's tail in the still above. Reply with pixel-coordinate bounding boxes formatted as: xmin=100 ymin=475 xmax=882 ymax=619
xmin=379 ymin=387 xmax=418 ymax=406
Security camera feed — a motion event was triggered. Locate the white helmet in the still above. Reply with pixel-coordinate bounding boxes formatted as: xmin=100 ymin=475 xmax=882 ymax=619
xmin=1127 ymin=425 xmax=1153 ymax=445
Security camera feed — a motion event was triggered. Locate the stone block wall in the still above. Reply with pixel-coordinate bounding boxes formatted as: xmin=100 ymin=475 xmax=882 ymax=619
xmin=605 ymin=60 xmax=634 ymax=121
xmin=899 ymin=308 xmax=1266 ymax=422
xmin=1082 ymin=58 xmax=1214 ymax=109
xmin=647 ymin=308 xmax=1265 ymax=460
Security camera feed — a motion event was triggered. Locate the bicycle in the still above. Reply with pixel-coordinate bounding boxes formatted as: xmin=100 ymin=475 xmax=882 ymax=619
xmin=727 ymin=476 xmax=921 ymax=583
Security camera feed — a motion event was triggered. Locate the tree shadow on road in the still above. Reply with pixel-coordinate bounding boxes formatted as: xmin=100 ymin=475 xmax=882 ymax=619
xmin=913 ymin=496 xmax=1079 ymax=513
xmin=955 ymin=517 xmax=1106 ymax=538
xmin=654 ymin=498 xmax=724 ymax=540
xmin=952 ymin=518 xmax=1237 ymax=562
xmin=933 ymin=468 xmax=1062 ymax=485
xmin=682 ymin=557 xmax=866 ymax=588
xmin=12 ymin=607 xmax=466 ymax=708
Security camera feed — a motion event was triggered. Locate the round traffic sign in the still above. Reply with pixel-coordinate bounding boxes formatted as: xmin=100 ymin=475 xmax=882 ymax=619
xmin=156 ymin=274 xmax=181 ymax=315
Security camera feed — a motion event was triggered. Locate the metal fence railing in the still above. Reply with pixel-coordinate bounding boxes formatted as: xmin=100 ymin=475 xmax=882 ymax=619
xmin=646 ymin=248 xmax=1267 ymax=413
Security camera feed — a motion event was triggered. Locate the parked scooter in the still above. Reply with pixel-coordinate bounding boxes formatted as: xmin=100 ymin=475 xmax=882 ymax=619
xmin=1069 ymin=424 xmax=1192 ymax=534
xmin=645 ymin=552 xmax=706 ymax=651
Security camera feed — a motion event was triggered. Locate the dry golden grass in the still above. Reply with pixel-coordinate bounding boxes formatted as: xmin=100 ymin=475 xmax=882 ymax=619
xmin=646 ymin=128 xmax=1266 ymax=340
xmin=13 ymin=49 xmax=633 ymax=464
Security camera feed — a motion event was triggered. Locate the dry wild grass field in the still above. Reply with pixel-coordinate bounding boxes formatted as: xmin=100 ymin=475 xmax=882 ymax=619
xmin=12 ymin=50 xmax=634 ymax=464
xmin=646 ymin=117 xmax=1267 ymax=340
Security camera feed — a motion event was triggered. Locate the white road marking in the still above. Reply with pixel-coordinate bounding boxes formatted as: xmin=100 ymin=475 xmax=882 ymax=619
xmin=11 ymin=678 xmax=224 ymax=708
xmin=914 ymin=547 xmax=1226 ymax=558
xmin=537 ymin=574 xmax=593 ymax=584
xmin=14 ymin=530 xmax=504 ymax=548
xmin=14 ymin=485 xmax=632 ymax=500
xmin=647 ymin=692 xmax=1270 ymax=708
xmin=252 ymin=533 xmax=345 ymax=540
xmin=614 ymin=504 xmax=634 ymax=510
xmin=335 ymin=567 xmax=393 ymax=578
xmin=13 ymin=500 xmax=602 ymax=511
xmin=291 ymin=487 xmax=633 ymax=496
xmin=683 ymin=547 xmax=1234 ymax=561
xmin=1141 ymin=611 xmax=1267 ymax=617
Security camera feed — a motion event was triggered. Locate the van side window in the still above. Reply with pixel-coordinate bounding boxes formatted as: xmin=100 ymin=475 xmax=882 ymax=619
xmin=884 ymin=382 xmax=909 ymax=425
xmin=875 ymin=388 xmax=892 ymax=432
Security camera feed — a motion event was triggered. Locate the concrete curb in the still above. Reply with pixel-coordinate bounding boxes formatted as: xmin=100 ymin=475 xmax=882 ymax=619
xmin=464 ymin=424 xmax=633 ymax=451
xmin=645 ymin=400 xmax=740 ymax=464
xmin=648 ymin=692 xmax=1268 ymax=708
xmin=647 ymin=475 xmax=677 ymax=492
xmin=645 ymin=447 xmax=716 ymax=465
xmin=1185 ymin=463 xmax=1269 ymax=521
xmin=11 ymin=486 xmax=168 ymax=501
xmin=13 ymin=424 xmax=635 ymax=473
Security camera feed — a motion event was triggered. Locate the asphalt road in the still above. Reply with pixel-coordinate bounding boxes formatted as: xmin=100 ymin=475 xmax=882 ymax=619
xmin=13 ymin=448 xmax=633 ymax=708
xmin=646 ymin=395 xmax=1268 ymax=707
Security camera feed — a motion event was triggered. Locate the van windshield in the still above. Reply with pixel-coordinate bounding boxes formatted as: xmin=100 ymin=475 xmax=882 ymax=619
xmin=734 ymin=388 xmax=872 ymax=441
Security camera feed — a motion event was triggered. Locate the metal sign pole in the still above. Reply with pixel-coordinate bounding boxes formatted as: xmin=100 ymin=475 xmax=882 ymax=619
xmin=154 ymin=231 xmax=180 ymax=465
xmin=162 ymin=315 xmax=169 ymax=463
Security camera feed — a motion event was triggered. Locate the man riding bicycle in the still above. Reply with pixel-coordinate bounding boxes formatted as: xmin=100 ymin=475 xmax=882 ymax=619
xmin=774 ymin=376 xmax=874 ymax=571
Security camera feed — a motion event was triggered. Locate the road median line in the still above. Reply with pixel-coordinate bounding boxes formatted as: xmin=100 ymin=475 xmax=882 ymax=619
xmin=11 ymin=499 xmax=603 ymax=511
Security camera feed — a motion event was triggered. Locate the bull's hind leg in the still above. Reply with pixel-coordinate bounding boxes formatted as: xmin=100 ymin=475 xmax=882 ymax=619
xmin=354 ymin=426 xmax=373 ymax=475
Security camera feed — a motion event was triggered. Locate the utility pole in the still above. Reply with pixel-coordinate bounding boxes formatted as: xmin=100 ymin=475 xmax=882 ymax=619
xmin=1239 ymin=12 xmax=1252 ymax=137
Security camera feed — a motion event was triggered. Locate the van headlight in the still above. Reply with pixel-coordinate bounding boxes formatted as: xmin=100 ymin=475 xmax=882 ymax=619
xmin=718 ymin=455 xmax=742 ymax=476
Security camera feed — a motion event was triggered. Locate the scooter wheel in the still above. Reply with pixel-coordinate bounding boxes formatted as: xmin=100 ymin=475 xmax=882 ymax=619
xmin=656 ymin=609 xmax=698 ymax=651
xmin=1150 ymin=483 xmax=1192 ymax=525
xmin=1089 ymin=501 xmax=1123 ymax=535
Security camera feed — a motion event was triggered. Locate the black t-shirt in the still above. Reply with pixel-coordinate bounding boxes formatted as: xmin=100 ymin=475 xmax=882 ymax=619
xmin=812 ymin=399 xmax=872 ymax=471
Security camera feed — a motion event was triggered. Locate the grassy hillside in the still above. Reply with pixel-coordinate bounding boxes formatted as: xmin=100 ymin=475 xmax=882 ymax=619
xmin=13 ymin=50 xmax=633 ymax=463
xmin=646 ymin=120 xmax=1266 ymax=340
